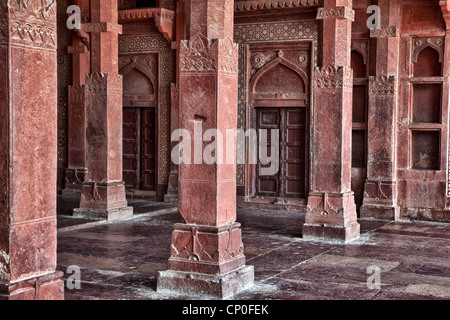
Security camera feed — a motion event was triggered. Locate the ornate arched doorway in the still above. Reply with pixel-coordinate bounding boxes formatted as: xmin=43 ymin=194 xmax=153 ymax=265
xmin=246 ymin=42 xmax=312 ymax=206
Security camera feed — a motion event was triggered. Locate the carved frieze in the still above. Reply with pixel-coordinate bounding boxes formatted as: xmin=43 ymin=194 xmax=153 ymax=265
xmin=0 ymin=0 xmax=57 ymax=47
xmin=316 ymin=6 xmax=355 ymax=22
xmin=85 ymin=71 xmax=123 ymax=94
xmin=235 ymin=0 xmax=320 ymax=12
xmin=314 ymin=63 xmax=353 ymax=90
xmin=369 ymin=74 xmax=396 ymax=96
xmin=180 ymin=33 xmax=239 ymax=74
xmin=370 ymin=26 xmax=398 ymax=38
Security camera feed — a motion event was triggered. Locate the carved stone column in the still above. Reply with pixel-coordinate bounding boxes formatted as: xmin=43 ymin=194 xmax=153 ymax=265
xmin=164 ymin=0 xmax=186 ymax=204
xmin=303 ymin=0 xmax=360 ymax=242
xmin=157 ymin=0 xmax=254 ymax=298
xmin=73 ymin=0 xmax=133 ymax=220
xmin=0 ymin=0 xmax=64 ymax=299
xmin=360 ymin=0 xmax=400 ymax=219
xmin=63 ymin=0 xmax=90 ymax=195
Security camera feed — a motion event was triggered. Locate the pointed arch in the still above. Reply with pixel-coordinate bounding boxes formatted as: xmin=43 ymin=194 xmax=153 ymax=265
xmin=250 ymin=57 xmax=309 ymax=95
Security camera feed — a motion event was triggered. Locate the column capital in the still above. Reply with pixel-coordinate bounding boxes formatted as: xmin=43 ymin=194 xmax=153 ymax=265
xmin=368 ymin=74 xmax=397 ymax=95
xmin=370 ymin=26 xmax=399 ymax=38
xmin=83 ymin=21 xmax=122 ymax=35
xmin=316 ymin=6 xmax=355 ymax=22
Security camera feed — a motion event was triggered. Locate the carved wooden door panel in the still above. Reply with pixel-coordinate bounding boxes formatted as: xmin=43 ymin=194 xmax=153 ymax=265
xmin=123 ymin=108 xmax=139 ymax=189
xmin=256 ymin=108 xmax=280 ymax=196
xmin=281 ymin=108 xmax=306 ymax=199
xmin=141 ymin=108 xmax=156 ymax=190
xmin=256 ymin=108 xmax=306 ymax=199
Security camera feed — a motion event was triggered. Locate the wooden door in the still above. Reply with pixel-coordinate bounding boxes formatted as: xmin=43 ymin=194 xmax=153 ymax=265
xmin=123 ymin=108 xmax=139 ymax=188
xmin=122 ymin=107 xmax=157 ymax=191
xmin=256 ymin=108 xmax=306 ymax=199
xmin=141 ymin=108 xmax=156 ymax=190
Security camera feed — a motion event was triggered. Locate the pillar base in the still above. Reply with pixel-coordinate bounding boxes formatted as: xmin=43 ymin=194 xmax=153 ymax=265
xmin=75 ymin=181 xmax=133 ymax=220
xmin=302 ymin=222 xmax=360 ymax=243
xmin=157 ymin=265 xmax=254 ymax=299
xmin=360 ymin=205 xmax=399 ymax=220
xmin=62 ymin=168 xmax=87 ymax=196
xmin=0 ymin=271 xmax=64 ymax=300
xmin=73 ymin=206 xmax=133 ymax=221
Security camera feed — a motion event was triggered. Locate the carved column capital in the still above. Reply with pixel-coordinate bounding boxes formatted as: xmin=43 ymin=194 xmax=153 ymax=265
xmin=370 ymin=26 xmax=399 ymax=38
xmin=369 ymin=74 xmax=397 ymax=96
xmin=316 ymin=6 xmax=355 ymax=22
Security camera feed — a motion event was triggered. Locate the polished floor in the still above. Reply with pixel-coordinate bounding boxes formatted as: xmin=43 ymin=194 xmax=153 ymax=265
xmin=57 ymin=197 xmax=450 ymax=300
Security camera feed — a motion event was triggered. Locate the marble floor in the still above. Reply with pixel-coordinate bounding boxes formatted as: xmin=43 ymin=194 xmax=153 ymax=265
xmin=56 ymin=198 xmax=450 ymax=300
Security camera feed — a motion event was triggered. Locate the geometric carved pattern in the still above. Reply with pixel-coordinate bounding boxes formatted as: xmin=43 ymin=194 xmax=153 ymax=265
xmin=119 ymin=34 xmax=175 ymax=185
xmin=234 ymin=20 xmax=318 ymax=186
xmin=235 ymin=0 xmax=319 ymax=12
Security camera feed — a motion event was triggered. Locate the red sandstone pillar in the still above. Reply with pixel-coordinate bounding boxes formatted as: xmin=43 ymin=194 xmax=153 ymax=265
xmin=303 ymin=0 xmax=360 ymax=242
xmin=73 ymin=0 xmax=133 ymax=220
xmin=360 ymin=0 xmax=401 ymax=220
xmin=157 ymin=0 xmax=254 ymax=298
xmin=164 ymin=0 xmax=187 ymax=204
xmin=0 ymin=1 xmax=64 ymax=299
xmin=64 ymin=0 xmax=91 ymax=195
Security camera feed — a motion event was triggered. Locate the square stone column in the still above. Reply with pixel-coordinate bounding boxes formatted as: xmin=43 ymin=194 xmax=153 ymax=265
xmin=360 ymin=0 xmax=401 ymax=220
xmin=64 ymin=0 xmax=91 ymax=195
xmin=73 ymin=0 xmax=133 ymax=221
xmin=157 ymin=0 xmax=254 ymax=299
xmin=303 ymin=0 xmax=360 ymax=242
xmin=0 ymin=1 xmax=64 ymax=299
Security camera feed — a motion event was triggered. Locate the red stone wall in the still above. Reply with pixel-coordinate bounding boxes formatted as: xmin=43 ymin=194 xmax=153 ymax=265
xmin=397 ymin=0 xmax=450 ymax=222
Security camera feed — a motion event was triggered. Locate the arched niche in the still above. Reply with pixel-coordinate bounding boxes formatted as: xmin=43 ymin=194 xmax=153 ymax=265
xmin=120 ymin=60 xmax=157 ymax=107
xmin=413 ymin=46 xmax=442 ymax=77
xmin=123 ymin=69 xmax=154 ymax=95
xmin=250 ymin=58 xmax=309 ymax=107
xmin=351 ymin=50 xmax=366 ymax=79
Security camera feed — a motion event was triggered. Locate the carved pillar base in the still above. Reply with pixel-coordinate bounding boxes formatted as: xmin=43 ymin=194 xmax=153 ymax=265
xmin=303 ymin=192 xmax=360 ymax=243
xmin=0 ymin=271 xmax=64 ymax=301
xmin=62 ymin=168 xmax=88 ymax=195
xmin=360 ymin=180 xmax=399 ymax=220
xmin=158 ymin=266 xmax=254 ymax=299
xmin=157 ymin=223 xmax=254 ymax=298
xmin=74 ymin=181 xmax=133 ymax=221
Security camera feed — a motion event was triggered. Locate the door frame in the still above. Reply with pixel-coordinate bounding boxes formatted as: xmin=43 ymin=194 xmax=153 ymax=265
xmin=244 ymin=41 xmax=314 ymax=206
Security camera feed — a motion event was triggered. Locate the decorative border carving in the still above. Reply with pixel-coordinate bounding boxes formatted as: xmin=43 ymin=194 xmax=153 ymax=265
xmin=85 ymin=71 xmax=123 ymax=94
xmin=370 ymin=26 xmax=398 ymax=38
xmin=0 ymin=0 xmax=57 ymax=48
xmin=234 ymin=0 xmax=319 ymax=12
xmin=317 ymin=6 xmax=355 ymax=22
xmin=119 ymin=33 xmax=174 ymax=185
xmin=314 ymin=63 xmax=353 ymax=90
xmin=369 ymin=74 xmax=396 ymax=96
